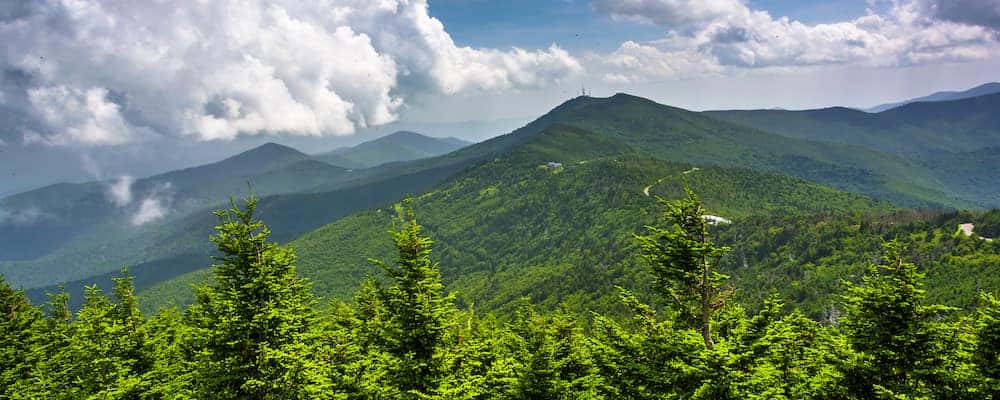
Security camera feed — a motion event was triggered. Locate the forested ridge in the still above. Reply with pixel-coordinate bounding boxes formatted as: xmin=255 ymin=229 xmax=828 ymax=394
xmin=3 ymin=192 xmax=1000 ymax=399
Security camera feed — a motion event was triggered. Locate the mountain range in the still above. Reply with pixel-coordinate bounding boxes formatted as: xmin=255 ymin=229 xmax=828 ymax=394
xmin=2 ymin=91 xmax=998 ymax=315
xmin=314 ymin=131 xmax=469 ymax=169
xmin=866 ymin=82 xmax=1000 ymax=112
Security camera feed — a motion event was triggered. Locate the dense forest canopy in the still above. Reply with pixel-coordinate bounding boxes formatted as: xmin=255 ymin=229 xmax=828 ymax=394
xmin=2 ymin=192 xmax=999 ymax=399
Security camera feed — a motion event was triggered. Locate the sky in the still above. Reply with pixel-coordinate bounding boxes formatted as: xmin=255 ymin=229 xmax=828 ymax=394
xmin=1 ymin=0 xmax=999 ymax=195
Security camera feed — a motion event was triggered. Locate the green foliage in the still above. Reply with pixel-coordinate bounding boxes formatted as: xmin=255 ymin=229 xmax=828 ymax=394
xmin=369 ymin=202 xmax=457 ymax=396
xmin=184 ymin=194 xmax=328 ymax=399
xmin=287 ymin=127 xmax=888 ymax=318
xmin=0 ymin=276 xmax=41 ymax=398
xmin=840 ymin=240 xmax=973 ymax=398
xmin=977 ymin=293 xmax=1000 ymax=397
xmin=4 ymin=187 xmax=1000 ymax=399
xmin=636 ymin=188 xmax=732 ymax=348
xmin=980 ymin=210 xmax=1000 ymax=238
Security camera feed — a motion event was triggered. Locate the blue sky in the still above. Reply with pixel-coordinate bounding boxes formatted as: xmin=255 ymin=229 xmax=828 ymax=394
xmin=430 ymin=0 xmax=875 ymax=51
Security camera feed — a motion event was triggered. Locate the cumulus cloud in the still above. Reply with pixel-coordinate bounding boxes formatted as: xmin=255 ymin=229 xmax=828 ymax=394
xmin=25 ymin=86 xmax=133 ymax=146
xmin=591 ymin=0 xmax=1000 ymax=83
xmin=0 ymin=0 xmax=581 ymax=146
xmin=593 ymin=0 xmax=745 ymax=33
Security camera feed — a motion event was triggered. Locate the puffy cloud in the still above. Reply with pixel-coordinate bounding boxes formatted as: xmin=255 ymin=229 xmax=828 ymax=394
xmin=592 ymin=0 xmax=1000 ymax=82
xmin=26 ymin=86 xmax=133 ymax=146
xmin=0 ymin=0 xmax=581 ymax=145
xmin=593 ymin=41 xmax=724 ymax=83
xmin=593 ymin=0 xmax=745 ymax=33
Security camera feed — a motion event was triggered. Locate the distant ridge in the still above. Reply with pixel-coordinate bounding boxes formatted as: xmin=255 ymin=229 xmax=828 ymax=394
xmin=867 ymin=82 xmax=1000 ymax=113
xmin=314 ymin=131 xmax=470 ymax=169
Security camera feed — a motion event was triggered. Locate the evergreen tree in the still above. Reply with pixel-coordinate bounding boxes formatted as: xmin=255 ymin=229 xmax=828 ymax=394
xmin=16 ymin=286 xmax=75 ymax=399
xmin=185 ymin=194 xmax=328 ymax=399
xmin=140 ymin=307 xmax=198 ymax=399
xmin=841 ymin=240 xmax=959 ymax=398
xmin=510 ymin=305 xmax=605 ymax=399
xmin=636 ymin=187 xmax=732 ymax=349
xmin=68 ymin=284 xmax=144 ymax=398
xmin=976 ymin=292 xmax=1000 ymax=398
xmin=590 ymin=288 xmax=706 ymax=400
xmin=0 ymin=276 xmax=42 ymax=399
xmin=368 ymin=201 xmax=457 ymax=397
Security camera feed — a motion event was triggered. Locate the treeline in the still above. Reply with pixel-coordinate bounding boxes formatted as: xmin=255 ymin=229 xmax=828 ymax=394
xmin=2 ymin=192 xmax=1000 ymax=399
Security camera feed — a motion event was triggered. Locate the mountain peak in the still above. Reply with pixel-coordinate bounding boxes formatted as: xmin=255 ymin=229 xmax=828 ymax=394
xmin=235 ymin=142 xmax=306 ymax=158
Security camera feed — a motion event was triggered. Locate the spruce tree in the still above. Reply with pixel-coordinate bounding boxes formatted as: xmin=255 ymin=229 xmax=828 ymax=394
xmin=976 ymin=292 xmax=1000 ymax=398
xmin=0 ymin=276 xmax=42 ymax=398
xmin=370 ymin=201 xmax=456 ymax=396
xmin=19 ymin=286 xmax=75 ymax=399
xmin=186 ymin=194 xmax=327 ymax=399
xmin=636 ymin=187 xmax=731 ymax=349
xmin=841 ymin=240 xmax=957 ymax=398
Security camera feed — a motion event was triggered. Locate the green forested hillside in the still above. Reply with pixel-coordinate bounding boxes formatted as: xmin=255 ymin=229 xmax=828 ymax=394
xmin=314 ymin=131 xmax=469 ymax=169
xmin=278 ymin=126 xmax=998 ymax=319
xmin=0 ymin=143 xmax=350 ymax=262
xmin=3 ymin=192 xmax=999 ymax=399
xmin=234 ymin=125 xmax=887 ymax=314
xmin=705 ymin=94 xmax=1000 ymax=206
xmin=17 ymin=159 xmax=467 ymax=303
xmin=717 ymin=210 xmax=1000 ymax=319
xmin=528 ymin=94 xmax=962 ymax=208
xmin=867 ymin=81 xmax=1000 ymax=112
xmin=706 ymin=93 xmax=1000 ymax=156
xmin=6 ymin=92 xmax=991 ymax=312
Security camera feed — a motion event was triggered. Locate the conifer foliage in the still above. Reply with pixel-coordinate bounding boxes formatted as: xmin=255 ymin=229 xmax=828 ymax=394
xmin=369 ymin=201 xmax=457 ymax=396
xmin=186 ymin=194 xmax=325 ymax=399
xmin=636 ymin=188 xmax=732 ymax=349
xmin=1 ymin=189 xmax=999 ymax=399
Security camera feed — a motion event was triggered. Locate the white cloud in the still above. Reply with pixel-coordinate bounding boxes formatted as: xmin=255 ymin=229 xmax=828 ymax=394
xmin=591 ymin=0 xmax=1000 ymax=82
xmin=26 ymin=86 xmax=132 ymax=146
xmin=130 ymin=182 xmax=172 ymax=226
xmin=131 ymin=197 xmax=167 ymax=226
xmin=592 ymin=41 xmax=724 ymax=83
xmin=107 ymin=175 xmax=134 ymax=207
xmin=0 ymin=0 xmax=581 ymax=145
xmin=593 ymin=0 xmax=745 ymax=33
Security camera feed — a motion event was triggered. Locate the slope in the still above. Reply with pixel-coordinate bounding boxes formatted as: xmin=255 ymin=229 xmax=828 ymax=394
xmin=867 ymin=82 xmax=1000 ymax=112
xmin=0 ymin=143 xmax=354 ymax=283
xmin=705 ymin=94 xmax=1000 ymax=206
xmin=314 ymin=131 xmax=470 ymax=169
xmin=14 ymin=92 xmax=977 ymax=303
xmin=127 ymin=124 xmax=883 ymax=313
xmin=707 ymin=93 xmax=1000 ymax=156
xmin=13 ymin=156 xmax=463 ymax=296
xmin=553 ymin=94 xmax=960 ymax=208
